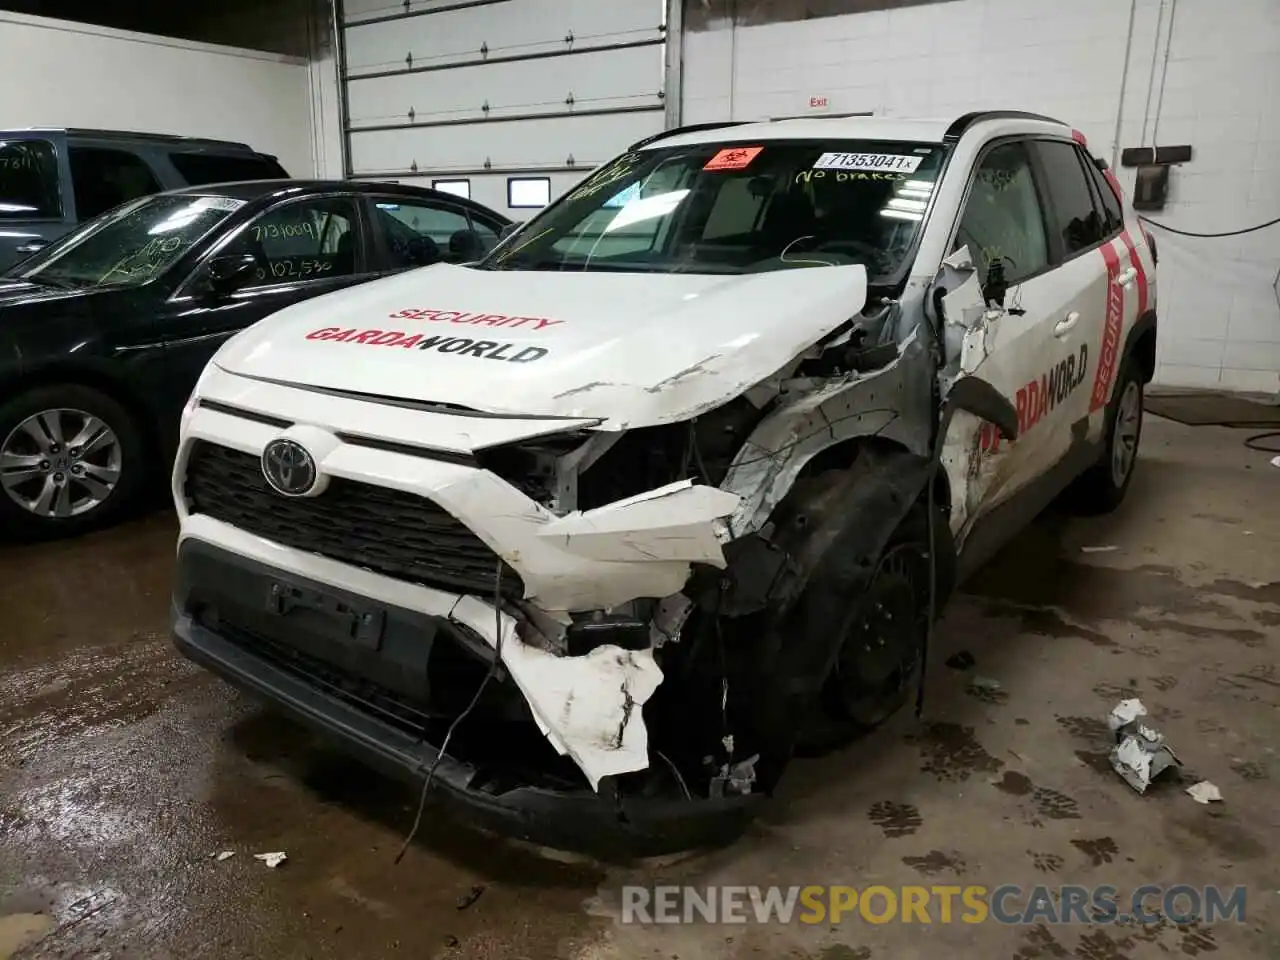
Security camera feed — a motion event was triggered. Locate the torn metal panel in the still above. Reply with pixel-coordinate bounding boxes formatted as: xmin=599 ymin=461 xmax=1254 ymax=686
xmin=539 ymin=480 xmax=740 ymax=564
xmin=937 ymin=245 xmax=996 ymax=379
xmin=720 ymin=331 xmax=930 ymax=536
xmin=447 ymin=593 xmax=665 ymax=789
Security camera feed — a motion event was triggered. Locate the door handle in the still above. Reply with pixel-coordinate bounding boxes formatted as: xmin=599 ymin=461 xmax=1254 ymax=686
xmin=1114 ymin=266 xmax=1137 ymax=286
xmin=15 ymin=241 xmax=48 ymax=255
xmin=1054 ymin=311 xmax=1080 ymax=338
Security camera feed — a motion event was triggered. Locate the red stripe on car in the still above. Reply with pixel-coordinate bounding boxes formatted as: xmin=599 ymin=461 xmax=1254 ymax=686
xmin=1091 ymin=242 xmax=1125 ymax=413
xmin=1118 ymin=230 xmax=1150 ymax=317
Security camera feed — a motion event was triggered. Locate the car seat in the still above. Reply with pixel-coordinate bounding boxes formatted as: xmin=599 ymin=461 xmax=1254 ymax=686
xmin=448 ymin=229 xmax=484 ymax=262
xmin=332 ymin=231 xmax=355 ymax=273
xmin=759 ymin=187 xmax=819 ymax=255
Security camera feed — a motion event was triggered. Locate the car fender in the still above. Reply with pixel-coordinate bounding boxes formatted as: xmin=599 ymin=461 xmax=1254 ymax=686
xmin=718 ymin=329 xmax=934 ymax=538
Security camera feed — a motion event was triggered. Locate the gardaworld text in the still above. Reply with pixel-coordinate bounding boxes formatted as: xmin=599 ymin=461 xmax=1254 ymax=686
xmin=305 ymin=327 xmax=548 ymax=363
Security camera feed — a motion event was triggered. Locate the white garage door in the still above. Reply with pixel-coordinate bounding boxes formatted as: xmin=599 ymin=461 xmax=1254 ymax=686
xmin=338 ymin=0 xmax=670 ymax=217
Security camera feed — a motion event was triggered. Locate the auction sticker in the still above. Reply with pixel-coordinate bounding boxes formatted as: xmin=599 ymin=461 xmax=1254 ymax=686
xmin=813 ymin=152 xmax=923 ymax=173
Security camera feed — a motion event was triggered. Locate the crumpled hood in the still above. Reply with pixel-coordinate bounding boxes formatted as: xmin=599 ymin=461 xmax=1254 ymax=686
xmin=213 ymin=262 xmax=868 ymax=427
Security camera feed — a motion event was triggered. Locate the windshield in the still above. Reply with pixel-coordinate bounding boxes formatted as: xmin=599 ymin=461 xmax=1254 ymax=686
xmin=17 ymin=193 xmax=244 ymax=287
xmin=482 ymin=139 xmax=945 ymax=281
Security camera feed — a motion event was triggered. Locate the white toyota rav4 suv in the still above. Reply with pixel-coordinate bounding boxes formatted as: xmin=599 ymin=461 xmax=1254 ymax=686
xmin=172 ymin=111 xmax=1157 ymax=856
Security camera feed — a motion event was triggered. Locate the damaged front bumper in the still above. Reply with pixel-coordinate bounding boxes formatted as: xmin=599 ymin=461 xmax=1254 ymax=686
xmin=172 ymin=540 xmax=760 ymax=858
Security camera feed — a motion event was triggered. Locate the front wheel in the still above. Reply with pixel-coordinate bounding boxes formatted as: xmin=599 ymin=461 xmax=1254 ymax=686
xmin=0 ymin=384 xmax=146 ymax=540
xmin=794 ymin=502 xmax=935 ymax=757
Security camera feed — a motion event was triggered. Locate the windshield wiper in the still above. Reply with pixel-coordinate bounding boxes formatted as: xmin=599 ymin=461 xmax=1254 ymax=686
xmin=20 ymin=274 xmax=77 ymax=289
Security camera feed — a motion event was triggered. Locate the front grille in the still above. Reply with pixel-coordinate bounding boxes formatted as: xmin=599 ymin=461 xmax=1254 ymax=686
xmin=184 ymin=441 xmax=524 ymax=599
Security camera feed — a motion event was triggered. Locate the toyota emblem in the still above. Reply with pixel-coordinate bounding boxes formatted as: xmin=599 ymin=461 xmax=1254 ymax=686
xmin=261 ymin=438 xmax=318 ymax=496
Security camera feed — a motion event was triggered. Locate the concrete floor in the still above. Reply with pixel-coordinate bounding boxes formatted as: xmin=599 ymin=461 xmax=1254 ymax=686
xmin=1 ymin=415 xmax=1277 ymax=960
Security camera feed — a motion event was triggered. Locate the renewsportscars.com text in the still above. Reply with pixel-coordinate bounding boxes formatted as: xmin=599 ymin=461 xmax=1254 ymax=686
xmin=620 ymin=884 xmax=1247 ymax=926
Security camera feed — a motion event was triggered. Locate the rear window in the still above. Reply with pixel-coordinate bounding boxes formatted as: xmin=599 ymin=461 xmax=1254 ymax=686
xmin=1032 ymin=140 xmax=1107 ymax=256
xmin=1082 ymin=153 xmax=1124 ymax=236
xmin=169 ymin=152 xmax=288 ymax=186
xmin=0 ymin=139 xmax=61 ymax=219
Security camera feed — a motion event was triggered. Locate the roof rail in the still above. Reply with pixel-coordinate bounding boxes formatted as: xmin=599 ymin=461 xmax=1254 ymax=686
xmin=63 ymin=127 xmax=257 ymax=151
xmin=629 ymin=121 xmax=750 ymax=151
xmin=943 ymin=110 xmax=1065 ymax=143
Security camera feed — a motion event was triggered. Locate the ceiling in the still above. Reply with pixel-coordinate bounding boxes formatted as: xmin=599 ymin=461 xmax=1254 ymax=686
xmin=0 ymin=0 xmax=317 ymax=56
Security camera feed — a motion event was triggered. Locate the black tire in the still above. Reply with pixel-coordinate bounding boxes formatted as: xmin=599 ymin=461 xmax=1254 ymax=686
xmin=1068 ymin=357 xmax=1144 ymax=515
xmin=795 ymin=502 xmax=934 ymax=755
xmin=0 ymin=384 xmax=146 ymax=541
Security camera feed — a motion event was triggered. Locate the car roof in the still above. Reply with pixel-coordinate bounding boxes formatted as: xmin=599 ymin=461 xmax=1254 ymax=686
xmin=0 ymin=127 xmax=263 ymax=152
xmin=163 ymin=178 xmax=509 ymax=215
xmin=642 ymin=111 xmax=1074 ymax=150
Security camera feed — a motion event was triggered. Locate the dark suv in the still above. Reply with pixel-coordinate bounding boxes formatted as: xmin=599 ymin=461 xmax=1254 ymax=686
xmin=0 ymin=128 xmax=289 ymax=270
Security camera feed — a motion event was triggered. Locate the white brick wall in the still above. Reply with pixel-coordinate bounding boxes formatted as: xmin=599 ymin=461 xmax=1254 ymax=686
xmin=681 ymin=0 xmax=1280 ymax=395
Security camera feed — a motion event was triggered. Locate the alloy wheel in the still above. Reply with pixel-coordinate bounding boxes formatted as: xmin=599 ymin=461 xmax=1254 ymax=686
xmin=1110 ymin=380 xmax=1142 ymax=489
xmin=0 ymin=408 xmax=122 ymax=519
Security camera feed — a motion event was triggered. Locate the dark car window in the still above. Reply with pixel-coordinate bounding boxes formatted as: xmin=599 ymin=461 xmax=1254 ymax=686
xmin=1032 ymin=140 xmax=1107 ymax=257
xmin=481 ymin=139 xmax=945 ymax=281
xmin=0 ymin=139 xmax=61 ymax=219
xmin=18 ymin=194 xmax=244 ymax=287
xmin=953 ymin=141 xmax=1050 ymax=285
xmin=170 ymin=152 xmax=289 ymax=185
xmin=1081 ymin=151 xmax=1124 ymax=236
xmin=373 ymin=198 xmax=495 ymax=267
xmin=69 ymin=146 xmax=162 ymax=220
xmin=218 ymin=197 xmax=360 ymax=287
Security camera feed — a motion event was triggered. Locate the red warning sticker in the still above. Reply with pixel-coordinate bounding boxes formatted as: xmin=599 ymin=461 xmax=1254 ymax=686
xmin=703 ymin=146 xmax=763 ymax=171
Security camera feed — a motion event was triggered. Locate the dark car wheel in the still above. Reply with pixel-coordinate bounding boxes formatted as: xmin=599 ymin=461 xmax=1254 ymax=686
xmin=0 ymin=384 xmax=145 ymax=540
xmin=796 ymin=503 xmax=933 ymax=755
xmin=1068 ymin=357 xmax=1143 ymax=514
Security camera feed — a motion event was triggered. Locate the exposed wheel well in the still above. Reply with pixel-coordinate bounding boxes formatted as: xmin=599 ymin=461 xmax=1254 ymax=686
xmin=1131 ymin=320 xmax=1157 ymax=384
xmin=795 ymin=435 xmax=952 ymax=521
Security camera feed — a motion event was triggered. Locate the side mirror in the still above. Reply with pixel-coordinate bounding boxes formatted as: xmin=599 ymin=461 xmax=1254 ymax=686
xmin=205 ymin=253 xmax=257 ymax=296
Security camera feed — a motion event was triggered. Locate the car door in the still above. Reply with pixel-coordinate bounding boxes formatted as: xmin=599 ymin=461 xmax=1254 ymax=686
xmin=0 ymin=132 xmax=73 ymax=270
xmin=1027 ymin=138 xmax=1123 ymax=448
xmin=363 ymin=194 xmax=501 ymax=273
xmin=1079 ymin=145 xmax=1151 ymax=438
xmin=159 ymin=193 xmax=376 ymax=415
xmin=940 ymin=138 xmax=1081 ymax=544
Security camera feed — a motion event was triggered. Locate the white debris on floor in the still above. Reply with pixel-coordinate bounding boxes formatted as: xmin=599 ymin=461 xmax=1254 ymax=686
xmin=254 ymin=852 xmax=288 ymax=868
xmin=1186 ymin=781 xmax=1224 ymax=804
xmin=1107 ymin=699 xmax=1181 ymax=794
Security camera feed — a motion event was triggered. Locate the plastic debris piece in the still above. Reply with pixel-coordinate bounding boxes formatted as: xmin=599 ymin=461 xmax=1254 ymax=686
xmin=1186 ymin=781 xmax=1223 ymax=804
xmin=1108 ymin=700 xmax=1180 ymax=794
xmin=456 ymin=884 xmax=485 ymax=911
xmin=968 ymin=675 xmax=1002 ymax=692
xmin=253 ymin=852 xmax=288 ymax=868
xmin=1270 ymin=455 xmax=1280 ymax=469
xmin=213 ymin=851 xmax=235 ymax=862
xmin=1081 ymin=545 xmax=1119 ymax=553
xmin=1108 ymin=698 xmax=1147 ymax=731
